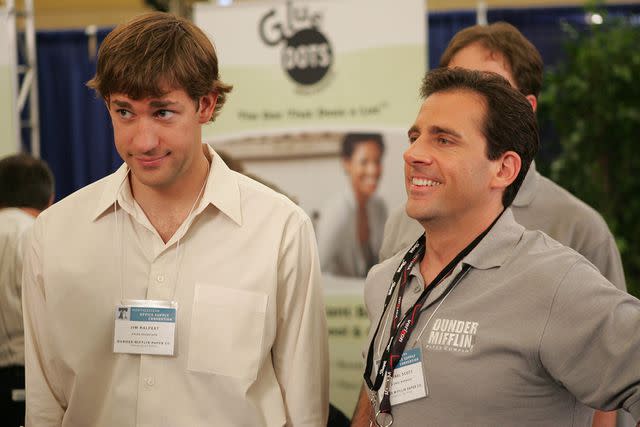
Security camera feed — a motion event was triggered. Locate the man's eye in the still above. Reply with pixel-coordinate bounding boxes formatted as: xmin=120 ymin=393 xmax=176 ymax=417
xmin=116 ymin=109 xmax=132 ymax=119
xmin=437 ymin=137 xmax=451 ymax=145
xmin=155 ymin=110 xmax=174 ymax=119
xmin=408 ymin=134 xmax=419 ymax=144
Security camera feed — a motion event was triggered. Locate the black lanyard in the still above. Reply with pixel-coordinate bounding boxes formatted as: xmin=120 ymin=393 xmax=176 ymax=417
xmin=364 ymin=212 xmax=503 ymax=420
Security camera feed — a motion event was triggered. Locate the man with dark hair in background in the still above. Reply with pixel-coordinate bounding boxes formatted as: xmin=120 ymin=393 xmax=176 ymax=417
xmin=22 ymin=12 xmax=328 ymax=426
xmin=0 ymin=153 xmax=54 ymax=427
xmin=378 ymin=23 xmax=629 ymax=425
xmin=352 ymin=67 xmax=640 ymax=427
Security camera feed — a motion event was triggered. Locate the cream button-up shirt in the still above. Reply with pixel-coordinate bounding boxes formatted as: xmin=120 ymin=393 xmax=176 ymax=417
xmin=22 ymin=145 xmax=329 ymax=426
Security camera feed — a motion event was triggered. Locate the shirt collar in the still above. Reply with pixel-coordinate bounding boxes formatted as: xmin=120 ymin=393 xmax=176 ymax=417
xmin=405 ymin=208 xmax=524 ymax=279
xmin=92 ymin=144 xmax=242 ymax=226
xmin=203 ymin=145 xmax=242 ymax=226
xmin=461 ymin=208 xmax=524 ymax=270
xmin=93 ymin=163 xmax=129 ymax=221
xmin=512 ymin=161 xmax=539 ymax=207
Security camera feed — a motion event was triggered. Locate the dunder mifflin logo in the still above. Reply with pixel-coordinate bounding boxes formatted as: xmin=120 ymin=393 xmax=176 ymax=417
xmin=258 ymin=1 xmax=333 ymax=86
xmin=426 ymin=318 xmax=479 ymax=353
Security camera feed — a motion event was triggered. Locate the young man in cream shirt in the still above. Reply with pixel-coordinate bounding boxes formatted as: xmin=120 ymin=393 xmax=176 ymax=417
xmin=22 ymin=12 xmax=328 ymax=427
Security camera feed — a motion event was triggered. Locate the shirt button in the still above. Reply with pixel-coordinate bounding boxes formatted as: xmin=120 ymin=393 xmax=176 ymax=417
xmin=414 ymin=283 xmax=422 ymax=293
xmin=156 ymin=274 xmax=165 ymax=283
xmin=145 ymin=377 xmax=155 ymax=386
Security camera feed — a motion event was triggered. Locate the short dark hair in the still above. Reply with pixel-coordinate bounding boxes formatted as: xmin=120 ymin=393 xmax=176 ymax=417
xmin=420 ymin=68 xmax=539 ymax=207
xmin=439 ymin=22 xmax=543 ymax=98
xmin=0 ymin=153 xmax=54 ymax=210
xmin=341 ymin=133 xmax=385 ymax=159
xmin=87 ymin=12 xmax=232 ymax=122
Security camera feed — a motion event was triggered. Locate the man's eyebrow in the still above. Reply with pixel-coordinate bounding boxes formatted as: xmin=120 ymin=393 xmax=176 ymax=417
xmin=111 ymin=100 xmax=132 ymax=108
xmin=149 ymin=100 xmax=178 ymax=108
xmin=429 ymin=125 xmax=462 ymax=139
xmin=109 ymin=99 xmax=179 ymax=109
xmin=407 ymin=125 xmax=419 ymax=137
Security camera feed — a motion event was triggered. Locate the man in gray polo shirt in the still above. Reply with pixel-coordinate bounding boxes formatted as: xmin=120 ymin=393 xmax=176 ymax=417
xmin=351 ymin=68 xmax=640 ymax=426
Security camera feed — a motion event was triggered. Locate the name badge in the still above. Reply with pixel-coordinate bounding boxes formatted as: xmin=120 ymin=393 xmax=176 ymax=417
xmin=377 ymin=348 xmax=428 ymax=406
xmin=113 ymin=300 xmax=177 ymax=356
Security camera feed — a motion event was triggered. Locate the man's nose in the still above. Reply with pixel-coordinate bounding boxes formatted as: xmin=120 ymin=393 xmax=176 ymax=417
xmin=403 ymin=138 xmax=433 ymax=167
xmin=132 ymin=118 xmax=160 ymax=153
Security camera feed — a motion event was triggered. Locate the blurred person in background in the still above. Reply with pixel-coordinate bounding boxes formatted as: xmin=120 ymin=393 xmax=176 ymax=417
xmin=318 ymin=133 xmax=387 ymax=278
xmin=378 ymin=24 xmax=629 ymax=425
xmin=0 ymin=153 xmax=54 ymax=427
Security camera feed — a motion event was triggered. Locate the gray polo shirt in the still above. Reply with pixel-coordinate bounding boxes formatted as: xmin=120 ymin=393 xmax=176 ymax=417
xmin=378 ymin=163 xmax=627 ymax=292
xmin=364 ymin=209 xmax=640 ymax=426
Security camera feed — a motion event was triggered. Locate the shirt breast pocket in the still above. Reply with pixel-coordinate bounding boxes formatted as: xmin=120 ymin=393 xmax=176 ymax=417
xmin=187 ymin=284 xmax=268 ymax=381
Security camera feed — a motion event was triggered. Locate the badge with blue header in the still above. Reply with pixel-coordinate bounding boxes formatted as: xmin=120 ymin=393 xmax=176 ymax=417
xmin=377 ymin=348 xmax=427 ymax=406
xmin=113 ymin=300 xmax=178 ymax=356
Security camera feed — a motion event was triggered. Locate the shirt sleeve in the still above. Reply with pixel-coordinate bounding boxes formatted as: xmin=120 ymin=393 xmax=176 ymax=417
xmin=582 ymin=232 xmax=627 ymax=293
xmin=539 ymin=260 xmax=640 ymax=421
xmin=22 ymin=217 xmax=66 ymax=426
xmin=272 ymin=214 xmax=329 ymax=426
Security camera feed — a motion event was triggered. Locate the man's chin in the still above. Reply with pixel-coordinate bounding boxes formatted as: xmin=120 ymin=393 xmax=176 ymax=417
xmin=129 ymin=170 xmax=171 ymax=190
xmin=405 ymin=206 xmax=421 ymax=221
xmin=405 ymin=202 xmax=431 ymax=223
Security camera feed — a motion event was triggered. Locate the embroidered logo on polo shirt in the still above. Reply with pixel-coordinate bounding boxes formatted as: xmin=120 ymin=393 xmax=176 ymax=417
xmin=425 ymin=318 xmax=478 ymax=353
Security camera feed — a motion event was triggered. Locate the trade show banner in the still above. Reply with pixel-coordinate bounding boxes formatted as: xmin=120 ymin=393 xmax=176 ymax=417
xmin=0 ymin=6 xmax=20 ymax=157
xmin=323 ymin=275 xmax=370 ymax=418
xmin=194 ymin=0 xmax=425 ymax=140
xmin=194 ymin=1 xmax=425 ymax=416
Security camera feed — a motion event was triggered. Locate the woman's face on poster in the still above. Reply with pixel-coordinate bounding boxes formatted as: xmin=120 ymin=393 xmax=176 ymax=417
xmin=343 ymin=140 xmax=383 ymax=200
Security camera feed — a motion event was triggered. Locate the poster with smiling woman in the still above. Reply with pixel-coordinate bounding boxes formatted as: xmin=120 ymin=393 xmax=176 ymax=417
xmin=193 ymin=0 xmax=424 ymax=228
xmin=194 ymin=0 xmax=425 ymax=417
xmin=317 ymin=133 xmax=387 ymax=278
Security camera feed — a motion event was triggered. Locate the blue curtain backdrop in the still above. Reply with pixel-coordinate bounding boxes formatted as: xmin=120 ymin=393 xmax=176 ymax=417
xmin=32 ymin=29 xmax=119 ymax=201
xmin=427 ymin=10 xmax=476 ymax=70
xmin=29 ymin=5 xmax=640 ymax=200
xmin=488 ymin=5 xmax=640 ymax=66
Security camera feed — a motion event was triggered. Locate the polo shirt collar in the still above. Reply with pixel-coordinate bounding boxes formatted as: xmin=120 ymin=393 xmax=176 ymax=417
xmin=404 ymin=208 xmax=524 ymax=280
xmin=461 ymin=208 xmax=524 ymax=270
xmin=92 ymin=144 xmax=242 ymax=226
xmin=512 ymin=161 xmax=539 ymax=207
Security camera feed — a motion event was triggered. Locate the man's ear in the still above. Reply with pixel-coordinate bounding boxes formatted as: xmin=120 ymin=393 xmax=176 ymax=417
xmin=198 ymin=92 xmax=218 ymax=123
xmin=525 ymin=94 xmax=537 ymax=113
xmin=491 ymin=151 xmax=521 ymax=191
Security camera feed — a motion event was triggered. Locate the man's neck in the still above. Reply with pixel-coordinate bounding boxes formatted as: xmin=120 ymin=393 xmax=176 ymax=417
xmin=419 ymin=206 xmax=502 ymax=284
xmin=131 ymin=150 xmax=210 ymax=243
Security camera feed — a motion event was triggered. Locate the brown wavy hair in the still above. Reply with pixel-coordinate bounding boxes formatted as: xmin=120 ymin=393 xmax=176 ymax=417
xmin=439 ymin=22 xmax=543 ymax=98
xmin=87 ymin=12 xmax=232 ymax=122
